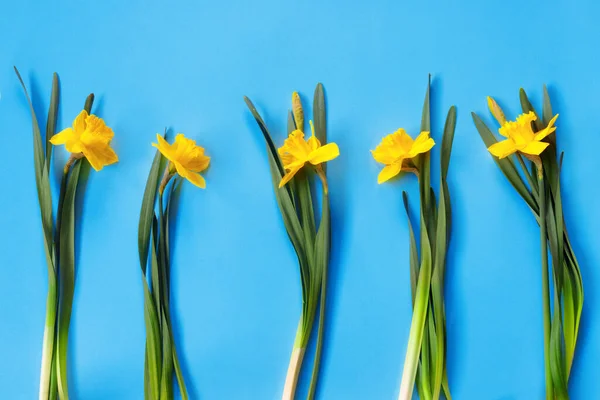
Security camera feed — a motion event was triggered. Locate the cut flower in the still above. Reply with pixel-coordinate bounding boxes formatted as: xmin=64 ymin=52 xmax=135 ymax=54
xmin=152 ymin=133 xmax=210 ymax=189
xmin=372 ymin=129 xmax=435 ymax=183
xmin=487 ymin=106 xmax=558 ymax=159
xmin=278 ymin=122 xmax=339 ymax=188
xmin=50 ymin=110 xmax=118 ymax=171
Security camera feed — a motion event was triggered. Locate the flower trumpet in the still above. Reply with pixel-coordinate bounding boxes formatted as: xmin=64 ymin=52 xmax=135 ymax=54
xmin=244 ymin=84 xmax=338 ymax=400
xmin=373 ymin=77 xmax=456 ymax=400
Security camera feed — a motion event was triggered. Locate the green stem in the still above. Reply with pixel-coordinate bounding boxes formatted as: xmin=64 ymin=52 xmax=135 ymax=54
xmin=158 ymin=192 xmax=174 ymax=400
xmin=56 ymin=160 xmax=82 ymax=400
xmin=539 ymin=172 xmax=553 ymax=400
xmin=39 ymin=280 xmax=58 ymax=400
xmin=516 ymin=154 xmax=538 ymax=197
xmin=398 ymin=248 xmax=431 ymax=400
xmin=307 ymin=229 xmax=328 ymax=398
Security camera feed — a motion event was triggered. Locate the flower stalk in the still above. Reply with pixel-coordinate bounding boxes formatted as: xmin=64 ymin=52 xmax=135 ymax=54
xmin=373 ymin=77 xmax=456 ymax=400
xmin=472 ymin=87 xmax=584 ymax=399
xmin=139 ymin=132 xmax=210 ymax=399
xmin=244 ymin=83 xmax=336 ymax=400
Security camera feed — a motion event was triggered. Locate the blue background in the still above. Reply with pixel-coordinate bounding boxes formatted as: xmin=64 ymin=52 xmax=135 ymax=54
xmin=0 ymin=1 xmax=599 ymax=399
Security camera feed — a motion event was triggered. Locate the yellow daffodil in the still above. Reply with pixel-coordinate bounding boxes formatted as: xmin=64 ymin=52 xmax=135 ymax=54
xmin=49 ymin=110 xmax=118 ymax=171
xmin=372 ymin=128 xmax=435 ymax=184
xmin=278 ymin=121 xmax=339 ymax=189
xmin=152 ymin=133 xmax=210 ymax=189
xmin=487 ymin=106 xmax=558 ymax=159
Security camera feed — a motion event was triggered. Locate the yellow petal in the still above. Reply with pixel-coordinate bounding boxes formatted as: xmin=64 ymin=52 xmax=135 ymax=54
xmin=371 ymin=148 xmax=396 ymax=165
xmin=174 ymin=162 xmax=206 ymax=188
xmin=534 ymin=114 xmax=559 ymax=141
xmin=152 ymin=134 xmax=175 ymax=162
xmin=307 ymin=134 xmax=321 ymax=152
xmin=83 ymin=144 xmax=119 ymax=171
xmin=488 ymin=139 xmax=517 ymax=159
xmin=73 ymin=110 xmax=88 ymax=133
xmin=308 ymin=143 xmax=339 ymax=165
xmin=377 ymin=163 xmax=402 ymax=184
xmin=279 ymin=165 xmax=302 ymax=188
xmin=50 ymin=127 xmax=76 ymax=146
xmin=186 ymin=154 xmax=211 ymax=173
xmin=521 ymin=141 xmax=550 ymax=156
xmin=408 ymin=132 xmax=435 ymax=158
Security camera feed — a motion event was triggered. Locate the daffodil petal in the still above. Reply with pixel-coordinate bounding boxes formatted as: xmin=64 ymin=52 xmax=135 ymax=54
xmin=174 ymin=162 xmax=206 ymax=188
xmin=49 ymin=127 xmax=76 ymax=145
xmin=308 ymin=143 xmax=339 ymax=165
xmin=83 ymin=143 xmax=118 ymax=171
xmin=186 ymin=155 xmax=211 ymax=173
xmin=307 ymin=135 xmax=321 ymax=151
xmin=279 ymin=166 xmax=302 ymax=188
xmin=521 ymin=141 xmax=550 ymax=156
xmin=534 ymin=126 xmax=556 ymax=141
xmin=377 ymin=163 xmax=402 ymax=184
xmin=152 ymin=134 xmax=174 ymax=161
xmin=488 ymin=139 xmax=517 ymax=159
xmin=408 ymin=136 xmax=435 ymax=158
xmin=371 ymin=148 xmax=397 ymax=164
xmin=73 ymin=110 xmax=88 ymax=132
xmin=535 ymin=114 xmax=559 ymax=141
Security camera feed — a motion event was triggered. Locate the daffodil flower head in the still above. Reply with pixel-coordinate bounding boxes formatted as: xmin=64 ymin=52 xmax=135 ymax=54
xmin=372 ymin=128 xmax=435 ymax=184
xmin=49 ymin=110 xmax=118 ymax=171
xmin=152 ymin=133 xmax=210 ymax=189
xmin=487 ymin=110 xmax=558 ymax=159
xmin=277 ymin=121 xmax=340 ymax=188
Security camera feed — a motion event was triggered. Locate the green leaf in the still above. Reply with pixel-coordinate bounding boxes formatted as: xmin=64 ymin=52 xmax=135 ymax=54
xmin=307 ymin=192 xmax=331 ymax=400
xmin=296 ymin=171 xmax=316 ymax=259
xmin=419 ymin=77 xmax=432 ymax=236
xmin=431 ymin=184 xmax=448 ymax=400
xmin=84 ymin=94 xmax=95 ymax=114
xmin=541 ymin=85 xmax=558 ymax=150
xmin=421 ymin=75 xmax=431 ymax=133
xmin=159 ymin=307 xmax=174 ymax=400
xmin=138 ymin=147 xmax=165 ymax=400
xmin=45 ymin=73 xmax=59 ymax=174
xmin=440 ymin=107 xmax=456 ymax=181
xmin=139 ymin=146 xmax=163 ymax=272
xmin=14 ymin=67 xmax=55 ymax=269
xmin=55 ymin=160 xmax=83 ymax=400
xmin=313 ymin=83 xmax=327 ymax=149
xmin=402 ymin=192 xmax=420 ymax=304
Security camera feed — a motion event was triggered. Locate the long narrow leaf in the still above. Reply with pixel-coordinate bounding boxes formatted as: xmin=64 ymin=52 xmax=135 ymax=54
xmin=45 ymin=73 xmax=59 ymax=174
xmin=55 ymin=160 xmax=83 ymax=400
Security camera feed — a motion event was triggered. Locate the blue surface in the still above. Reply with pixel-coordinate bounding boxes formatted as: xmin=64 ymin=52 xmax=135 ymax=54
xmin=0 ymin=1 xmax=599 ymax=399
